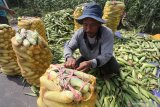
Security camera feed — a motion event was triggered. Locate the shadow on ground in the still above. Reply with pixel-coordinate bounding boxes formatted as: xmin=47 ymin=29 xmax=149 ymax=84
xmin=0 ymin=73 xmax=37 ymax=107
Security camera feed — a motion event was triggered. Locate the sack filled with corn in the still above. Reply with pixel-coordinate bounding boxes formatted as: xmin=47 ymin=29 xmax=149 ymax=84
xmin=37 ymin=64 xmax=96 ymax=107
xmin=151 ymin=34 xmax=160 ymax=40
xmin=18 ymin=16 xmax=47 ymax=41
xmin=11 ymin=29 xmax=53 ymax=86
xmin=102 ymin=1 xmax=125 ymax=32
xmin=0 ymin=24 xmax=21 ymax=76
xmin=73 ymin=4 xmax=86 ymax=31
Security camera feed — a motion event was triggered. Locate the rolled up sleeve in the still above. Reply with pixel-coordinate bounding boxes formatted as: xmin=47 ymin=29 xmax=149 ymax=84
xmin=64 ymin=31 xmax=79 ymax=59
xmin=96 ymin=30 xmax=114 ymax=67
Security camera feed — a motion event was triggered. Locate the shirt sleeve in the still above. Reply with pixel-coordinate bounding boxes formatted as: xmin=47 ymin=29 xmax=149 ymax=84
xmin=90 ymin=59 xmax=97 ymax=68
xmin=95 ymin=28 xmax=114 ymax=67
xmin=64 ymin=30 xmax=79 ymax=59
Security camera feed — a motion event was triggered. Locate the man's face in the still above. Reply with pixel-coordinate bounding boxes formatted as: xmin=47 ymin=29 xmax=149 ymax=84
xmin=82 ymin=18 xmax=101 ymax=38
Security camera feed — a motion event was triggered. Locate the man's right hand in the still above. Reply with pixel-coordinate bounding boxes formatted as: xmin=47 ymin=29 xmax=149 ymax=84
xmin=7 ymin=9 xmax=15 ymax=16
xmin=64 ymin=57 xmax=76 ymax=69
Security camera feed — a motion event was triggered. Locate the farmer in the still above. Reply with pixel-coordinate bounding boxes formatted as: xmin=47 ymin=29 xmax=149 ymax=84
xmin=0 ymin=0 xmax=15 ymax=24
xmin=64 ymin=2 xmax=120 ymax=78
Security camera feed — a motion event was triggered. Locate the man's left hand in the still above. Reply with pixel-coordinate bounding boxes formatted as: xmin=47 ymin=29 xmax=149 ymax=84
xmin=76 ymin=61 xmax=91 ymax=72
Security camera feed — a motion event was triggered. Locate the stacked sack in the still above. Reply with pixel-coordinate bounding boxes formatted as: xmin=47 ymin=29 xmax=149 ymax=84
xmin=0 ymin=24 xmax=21 ymax=75
xmin=11 ymin=29 xmax=53 ymax=86
xmin=37 ymin=64 xmax=96 ymax=107
xmin=18 ymin=17 xmax=47 ymax=41
xmin=73 ymin=4 xmax=86 ymax=31
xmin=151 ymin=34 xmax=160 ymax=40
xmin=102 ymin=1 xmax=125 ymax=32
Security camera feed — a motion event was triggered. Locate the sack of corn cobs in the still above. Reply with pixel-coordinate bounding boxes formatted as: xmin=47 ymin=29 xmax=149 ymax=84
xmin=73 ymin=4 xmax=86 ymax=31
xmin=18 ymin=16 xmax=47 ymax=41
xmin=151 ymin=34 xmax=160 ymax=40
xmin=11 ymin=29 xmax=53 ymax=86
xmin=102 ymin=1 xmax=125 ymax=32
xmin=37 ymin=64 xmax=96 ymax=107
xmin=0 ymin=24 xmax=21 ymax=76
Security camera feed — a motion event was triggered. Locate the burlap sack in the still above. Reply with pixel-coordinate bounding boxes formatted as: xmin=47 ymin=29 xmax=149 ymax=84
xmin=11 ymin=29 xmax=53 ymax=86
xmin=0 ymin=24 xmax=21 ymax=75
xmin=102 ymin=1 xmax=125 ymax=32
xmin=37 ymin=64 xmax=96 ymax=107
xmin=18 ymin=16 xmax=47 ymax=41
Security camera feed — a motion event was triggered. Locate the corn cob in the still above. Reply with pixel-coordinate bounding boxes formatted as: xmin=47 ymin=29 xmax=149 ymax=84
xmin=18 ymin=17 xmax=47 ymax=41
xmin=37 ymin=64 xmax=96 ymax=107
xmin=0 ymin=24 xmax=21 ymax=76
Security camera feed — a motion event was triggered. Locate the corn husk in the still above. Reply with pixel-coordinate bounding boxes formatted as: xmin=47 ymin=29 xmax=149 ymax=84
xmin=0 ymin=24 xmax=21 ymax=76
xmin=102 ymin=1 xmax=125 ymax=32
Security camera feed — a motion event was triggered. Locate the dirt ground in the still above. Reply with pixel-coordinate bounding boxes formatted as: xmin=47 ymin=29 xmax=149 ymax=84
xmin=0 ymin=72 xmax=37 ymax=107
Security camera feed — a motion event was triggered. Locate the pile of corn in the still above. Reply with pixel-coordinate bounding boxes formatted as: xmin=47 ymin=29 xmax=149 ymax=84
xmin=102 ymin=1 xmax=125 ymax=32
xmin=73 ymin=4 xmax=85 ymax=31
xmin=11 ymin=29 xmax=53 ymax=86
xmin=0 ymin=24 xmax=21 ymax=75
xmin=93 ymin=31 xmax=160 ymax=107
xmin=43 ymin=8 xmax=74 ymax=63
xmin=18 ymin=17 xmax=47 ymax=41
xmin=37 ymin=64 xmax=96 ymax=107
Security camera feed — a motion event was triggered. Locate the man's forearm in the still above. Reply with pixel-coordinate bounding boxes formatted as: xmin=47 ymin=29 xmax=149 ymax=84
xmin=95 ymin=53 xmax=113 ymax=67
xmin=64 ymin=46 xmax=74 ymax=60
xmin=64 ymin=40 xmax=78 ymax=60
xmin=0 ymin=6 xmax=8 ymax=11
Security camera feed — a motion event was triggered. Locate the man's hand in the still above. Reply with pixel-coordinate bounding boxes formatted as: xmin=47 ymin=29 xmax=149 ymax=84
xmin=76 ymin=61 xmax=91 ymax=72
xmin=7 ymin=9 xmax=15 ymax=16
xmin=64 ymin=57 xmax=76 ymax=69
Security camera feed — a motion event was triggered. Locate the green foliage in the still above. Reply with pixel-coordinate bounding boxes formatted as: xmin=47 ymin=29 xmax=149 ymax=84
xmin=13 ymin=7 xmax=42 ymax=17
xmin=124 ymin=0 xmax=160 ymax=34
xmin=27 ymin=0 xmax=106 ymax=13
xmin=34 ymin=0 xmax=82 ymax=12
xmin=8 ymin=0 xmax=160 ymax=34
xmin=10 ymin=0 xmax=106 ymax=17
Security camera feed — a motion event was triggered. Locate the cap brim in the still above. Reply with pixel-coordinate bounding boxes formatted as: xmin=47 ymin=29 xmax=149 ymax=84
xmin=76 ymin=15 xmax=106 ymax=24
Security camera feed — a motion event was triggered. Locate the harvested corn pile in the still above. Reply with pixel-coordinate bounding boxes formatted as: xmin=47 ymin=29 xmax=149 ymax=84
xmin=37 ymin=64 xmax=96 ymax=107
xmin=11 ymin=29 xmax=53 ymax=86
xmin=18 ymin=16 xmax=47 ymax=41
xmin=0 ymin=24 xmax=21 ymax=76
xmin=73 ymin=4 xmax=85 ymax=31
xmin=102 ymin=1 xmax=125 ymax=32
xmin=43 ymin=8 xmax=74 ymax=63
